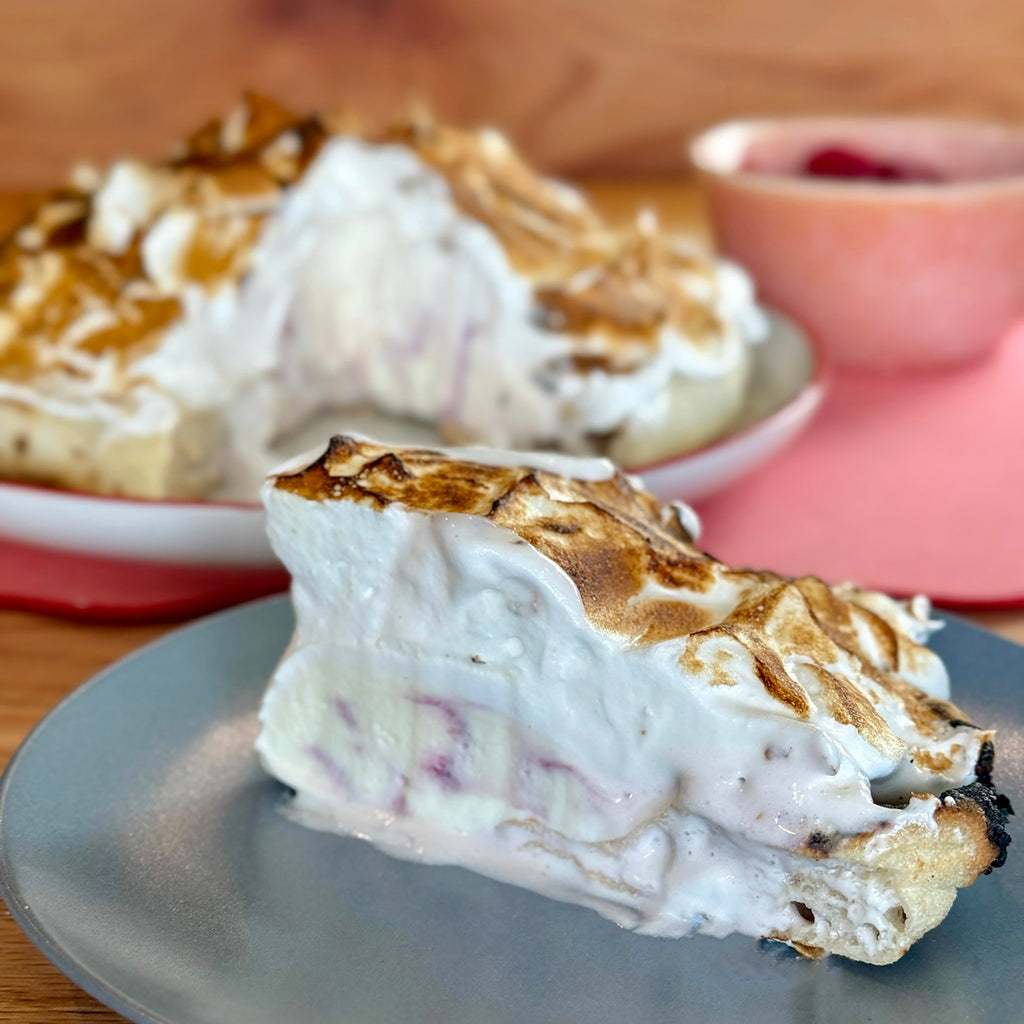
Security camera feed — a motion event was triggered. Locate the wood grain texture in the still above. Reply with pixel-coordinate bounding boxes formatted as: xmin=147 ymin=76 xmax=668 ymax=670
xmin=1 ymin=611 xmax=171 ymax=1024
xmin=1 ymin=0 xmax=1024 ymax=186
xmin=0 ymin=175 xmax=1022 ymax=1021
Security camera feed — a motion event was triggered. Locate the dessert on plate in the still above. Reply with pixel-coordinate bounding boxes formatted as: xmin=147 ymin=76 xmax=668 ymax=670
xmin=256 ymin=435 xmax=1011 ymax=966
xmin=0 ymin=94 xmax=766 ymax=499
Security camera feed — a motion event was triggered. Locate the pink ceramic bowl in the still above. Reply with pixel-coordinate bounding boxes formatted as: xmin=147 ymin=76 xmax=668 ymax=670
xmin=690 ymin=117 xmax=1024 ymax=368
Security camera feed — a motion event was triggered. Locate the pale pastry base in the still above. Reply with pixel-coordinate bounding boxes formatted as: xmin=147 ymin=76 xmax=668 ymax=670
xmin=0 ymin=399 xmax=223 ymax=499
xmin=270 ymin=788 xmax=994 ymax=966
xmin=607 ymin=359 xmax=751 ymax=469
xmin=0 ymin=360 xmax=750 ymax=497
xmin=781 ymin=791 xmax=1002 ymax=964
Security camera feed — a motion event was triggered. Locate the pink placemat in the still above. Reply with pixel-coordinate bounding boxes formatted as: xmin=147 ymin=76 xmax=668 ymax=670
xmin=0 ymin=538 xmax=290 ymax=622
xmin=697 ymin=324 xmax=1024 ymax=608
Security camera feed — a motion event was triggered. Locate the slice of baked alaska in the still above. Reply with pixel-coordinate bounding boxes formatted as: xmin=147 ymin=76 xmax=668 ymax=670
xmin=256 ymin=435 xmax=1011 ymax=966
xmin=0 ymin=94 xmax=765 ymax=498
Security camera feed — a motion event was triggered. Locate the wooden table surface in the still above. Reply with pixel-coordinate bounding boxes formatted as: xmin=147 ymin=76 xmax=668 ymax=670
xmin=1 ymin=180 xmax=1023 ymax=1022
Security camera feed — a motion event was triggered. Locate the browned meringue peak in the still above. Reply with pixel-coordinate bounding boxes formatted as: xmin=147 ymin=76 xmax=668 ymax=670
xmin=0 ymin=93 xmax=313 ymax=380
xmin=384 ymin=111 xmax=726 ymax=364
xmin=0 ymin=238 xmax=180 ymax=381
xmin=534 ymin=215 xmax=725 ymax=370
xmin=380 ymin=108 xmax=608 ymax=274
xmin=273 ymin=436 xmax=973 ymax=760
xmin=174 ymin=91 xmax=327 ymax=173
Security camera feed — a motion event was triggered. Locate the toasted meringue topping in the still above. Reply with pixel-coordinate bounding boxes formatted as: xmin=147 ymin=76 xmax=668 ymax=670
xmin=0 ymin=94 xmax=325 ymax=386
xmin=0 ymin=94 xmax=745 ymax=388
xmin=274 ymin=435 xmax=964 ymax=758
xmin=384 ymin=113 xmax=730 ymax=368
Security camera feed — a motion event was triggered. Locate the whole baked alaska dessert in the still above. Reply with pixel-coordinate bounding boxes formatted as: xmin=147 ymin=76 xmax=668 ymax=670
xmin=257 ymin=435 xmax=1011 ymax=966
xmin=0 ymin=94 xmax=766 ymax=499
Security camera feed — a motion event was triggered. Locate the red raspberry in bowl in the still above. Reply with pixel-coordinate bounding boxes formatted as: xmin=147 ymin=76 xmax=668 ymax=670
xmin=803 ymin=146 xmax=943 ymax=182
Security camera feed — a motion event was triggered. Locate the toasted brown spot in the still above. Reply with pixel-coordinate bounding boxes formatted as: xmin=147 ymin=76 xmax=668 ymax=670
xmin=765 ymin=934 xmax=826 ymax=959
xmin=803 ymin=663 xmax=904 ymax=759
xmin=361 ymin=453 xmax=413 ymax=483
xmin=183 ymin=92 xmax=299 ymax=162
xmin=789 ymin=941 xmax=826 ymax=958
xmin=76 ymin=297 xmax=182 ymax=354
xmin=853 ymin=605 xmax=901 ymax=673
xmin=881 ymin=685 xmax=967 ymax=741
xmin=801 ymin=832 xmax=834 ymax=858
xmin=274 ymin=458 xmax=389 ymax=510
xmin=680 ymin=644 xmax=738 ymax=688
xmin=748 ymin=647 xmax=810 ymax=717
xmin=695 ymin=616 xmax=810 ymax=716
xmin=911 ymin=748 xmax=954 ymax=773
xmin=184 ymin=216 xmax=263 ymax=284
xmin=541 ymin=520 xmax=580 ymax=535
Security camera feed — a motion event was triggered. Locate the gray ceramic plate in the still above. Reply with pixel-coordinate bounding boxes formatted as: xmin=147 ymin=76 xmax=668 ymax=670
xmin=1 ymin=596 xmax=1020 ymax=1024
